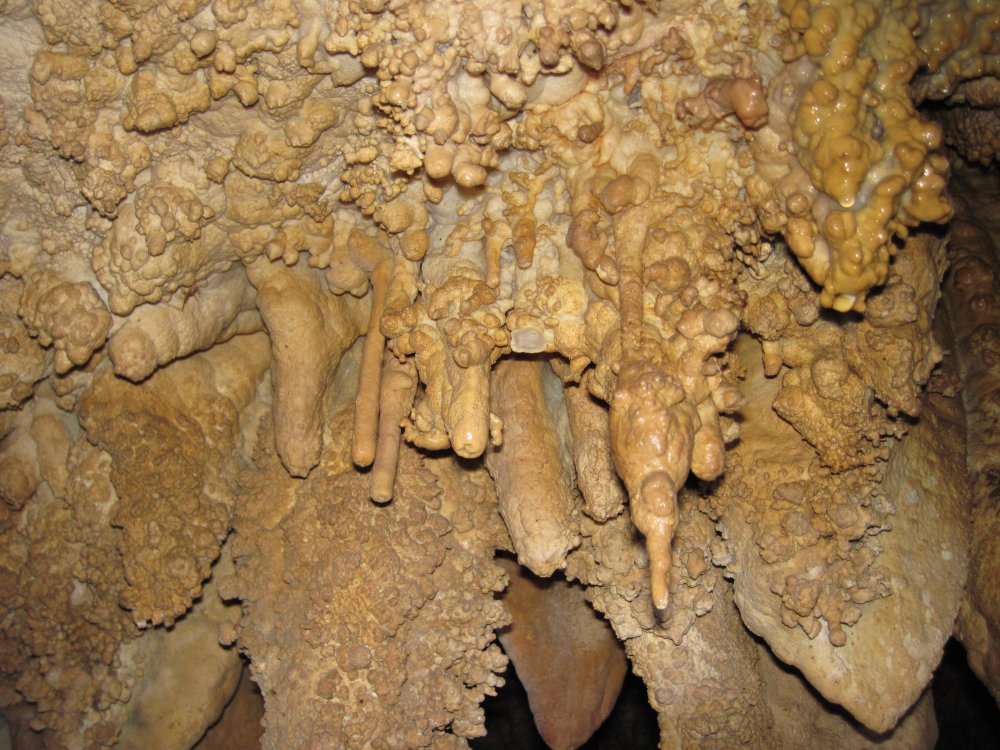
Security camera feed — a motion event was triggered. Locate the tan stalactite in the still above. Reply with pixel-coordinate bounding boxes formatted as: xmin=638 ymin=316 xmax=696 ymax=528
xmin=369 ymin=353 xmax=417 ymax=503
xmin=351 ymin=257 xmax=391 ymax=467
xmin=482 ymin=217 xmax=512 ymax=289
xmin=486 ymin=358 xmax=580 ymax=576
xmin=342 ymin=227 xmax=395 ymax=467
xmin=613 ymin=206 xmax=648 ymax=355
xmin=109 ymin=267 xmax=261 ymax=382
xmin=605 ymin=196 xmax=692 ymax=611
xmin=2 ymin=0 xmax=1000 ymax=745
xmin=445 ymin=335 xmax=495 ymax=458
xmin=610 ymin=358 xmax=695 ymax=611
xmin=247 ymin=258 xmax=368 ymax=478
xmin=562 ymin=379 xmax=626 ymax=522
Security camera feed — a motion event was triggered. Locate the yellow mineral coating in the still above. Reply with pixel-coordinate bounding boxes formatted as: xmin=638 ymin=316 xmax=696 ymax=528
xmin=911 ymin=0 xmax=1000 ymax=104
xmin=0 ymin=0 xmax=997 ymax=745
xmin=763 ymin=0 xmax=954 ymax=311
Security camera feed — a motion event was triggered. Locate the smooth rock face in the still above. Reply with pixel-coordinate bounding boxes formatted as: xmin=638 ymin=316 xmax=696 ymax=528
xmin=117 ymin=575 xmax=243 ymax=750
xmin=193 ymin=666 xmax=264 ymax=750
xmin=757 ymin=642 xmax=938 ymax=750
xmin=497 ymin=557 xmax=627 ymax=750
xmin=722 ymin=338 xmax=971 ymax=732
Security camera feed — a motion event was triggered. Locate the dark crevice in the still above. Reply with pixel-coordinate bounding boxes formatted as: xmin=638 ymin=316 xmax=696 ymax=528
xmin=472 ymin=634 xmax=1000 ymax=749
xmin=933 ymin=638 xmax=1000 ymax=749
xmin=470 ymin=645 xmax=658 ymax=750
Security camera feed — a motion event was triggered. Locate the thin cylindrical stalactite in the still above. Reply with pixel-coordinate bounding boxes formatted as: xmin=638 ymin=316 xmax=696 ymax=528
xmin=369 ymin=353 xmax=417 ymax=503
xmin=352 ymin=258 xmax=391 ymax=467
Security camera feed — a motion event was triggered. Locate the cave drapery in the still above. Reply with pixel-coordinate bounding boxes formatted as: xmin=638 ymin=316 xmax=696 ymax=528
xmin=1 ymin=0 xmax=999 ymax=747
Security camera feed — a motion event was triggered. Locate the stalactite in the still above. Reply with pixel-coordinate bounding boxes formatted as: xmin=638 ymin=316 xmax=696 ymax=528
xmin=1 ymin=0 xmax=999 ymax=747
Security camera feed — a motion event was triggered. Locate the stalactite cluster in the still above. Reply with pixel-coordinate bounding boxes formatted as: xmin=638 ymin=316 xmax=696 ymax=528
xmin=1 ymin=0 xmax=999 ymax=747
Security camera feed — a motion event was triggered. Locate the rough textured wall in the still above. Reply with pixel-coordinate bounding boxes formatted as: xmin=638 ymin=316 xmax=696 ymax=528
xmin=0 ymin=0 xmax=999 ymax=747
xmin=945 ymin=169 xmax=1000 ymax=706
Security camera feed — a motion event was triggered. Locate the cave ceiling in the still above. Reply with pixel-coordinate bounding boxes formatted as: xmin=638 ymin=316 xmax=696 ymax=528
xmin=0 ymin=0 xmax=999 ymax=747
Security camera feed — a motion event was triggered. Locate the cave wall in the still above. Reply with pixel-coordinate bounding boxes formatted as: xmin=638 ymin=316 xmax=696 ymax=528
xmin=0 ymin=0 xmax=999 ymax=747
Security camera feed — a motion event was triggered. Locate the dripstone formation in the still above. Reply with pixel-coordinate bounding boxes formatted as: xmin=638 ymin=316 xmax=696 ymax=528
xmin=1 ymin=0 xmax=999 ymax=747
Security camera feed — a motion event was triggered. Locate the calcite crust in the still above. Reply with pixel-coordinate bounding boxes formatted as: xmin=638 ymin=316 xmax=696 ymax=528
xmin=1 ymin=0 xmax=999 ymax=747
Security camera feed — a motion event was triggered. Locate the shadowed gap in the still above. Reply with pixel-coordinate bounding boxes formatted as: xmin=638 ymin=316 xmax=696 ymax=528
xmin=471 ymin=643 xmax=658 ymax=750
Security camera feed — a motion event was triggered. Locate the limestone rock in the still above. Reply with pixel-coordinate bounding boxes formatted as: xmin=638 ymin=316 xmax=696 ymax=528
xmin=757 ymin=642 xmax=938 ymax=750
xmin=0 ymin=0 xmax=998 ymax=745
xmin=77 ymin=333 xmax=270 ymax=626
xmin=945 ymin=171 xmax=1000 ymax=704
xmin=497 ymin=558 xmax=626 ymax=750
xmin=487 ymin=359 xmax=581 ymax=577
xmin=568 ymin=505 xmax=778 ymax=749
xmin=223 ymin=404 xmax=510 ymax=748
xmin=117 ymin=572 xmax=243 ymax=750
xmin=192 ymin=667 xmax=264 ymax=750
xmin=719 ymin=337 xmax=970 ymax=732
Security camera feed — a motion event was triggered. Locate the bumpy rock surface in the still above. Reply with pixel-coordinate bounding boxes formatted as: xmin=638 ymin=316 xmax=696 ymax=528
xmin=714 ymin=336 xmax=970 ymax=731
xmin=566 ymin=502 xmax=777 ymax=748
xmin=946 ymin=169 xmax=1000 ymax=705
xmin=77 ymin=334 xmax=270 ymax=627
xmin=223 ymin=403 xmax=510 ymax=749
xmin=1 ymin=0 xmax=999 ymax=746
